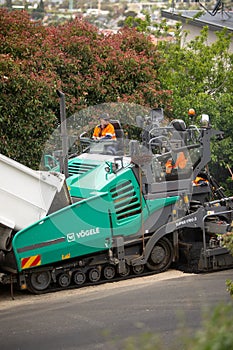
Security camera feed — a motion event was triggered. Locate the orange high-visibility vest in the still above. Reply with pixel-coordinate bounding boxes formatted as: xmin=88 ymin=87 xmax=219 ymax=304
xmin=93 ymin=123 xmax=116 ymax=140
xmin=193 ymin=177 xmax=209 ymax=186
xmin=166 ymin=152 xmax=187 ymax=174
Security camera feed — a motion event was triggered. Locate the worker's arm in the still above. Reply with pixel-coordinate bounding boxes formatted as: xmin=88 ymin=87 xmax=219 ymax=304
xmin=93 ymin=126 xmax=101 ymax=140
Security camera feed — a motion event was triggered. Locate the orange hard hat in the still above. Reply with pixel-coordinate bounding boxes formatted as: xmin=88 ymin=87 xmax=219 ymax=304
xmin=188 ymin=108 xmax=196 ymax=116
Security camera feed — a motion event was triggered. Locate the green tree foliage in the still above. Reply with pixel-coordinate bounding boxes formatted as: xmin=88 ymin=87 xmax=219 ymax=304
xmin=222 ymin=232 xmax=233 ymax=296
xmin=157 ymin=26 xmax=233 ymax=191
xmin=124 ymin=12 xmax=151 ymax=33
xmin=0 ymin=9 xmax=171 ymax=167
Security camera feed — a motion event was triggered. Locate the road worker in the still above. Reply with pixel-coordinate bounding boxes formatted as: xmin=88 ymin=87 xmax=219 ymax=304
xmin=165 ymin=152 xmax=187 ymax=174
xmin=193 ymin=176 xmax=209 ymax=186
xmin=92 ymin=113 xmax=116 ymax=140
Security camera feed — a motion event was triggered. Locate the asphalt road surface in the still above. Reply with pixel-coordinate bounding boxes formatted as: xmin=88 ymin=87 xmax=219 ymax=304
xmin=0 ymin=269 xmax=232 ymax=350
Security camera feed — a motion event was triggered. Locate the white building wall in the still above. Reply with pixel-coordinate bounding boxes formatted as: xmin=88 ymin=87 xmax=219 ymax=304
xmin=181 ymin=23 xmax=233 ymax=52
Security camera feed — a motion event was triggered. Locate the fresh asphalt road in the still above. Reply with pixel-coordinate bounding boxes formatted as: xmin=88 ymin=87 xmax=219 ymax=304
xmin=0 ymin=269 xmax=232 ymax=350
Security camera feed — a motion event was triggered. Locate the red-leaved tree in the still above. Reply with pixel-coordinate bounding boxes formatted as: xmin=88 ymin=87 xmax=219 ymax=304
xmin=0 ymin=9 xmax=171 ymax=167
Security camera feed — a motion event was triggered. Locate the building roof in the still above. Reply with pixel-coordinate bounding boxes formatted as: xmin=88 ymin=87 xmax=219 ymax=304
xmin=161 ymin=9 xmax=233 ymax=33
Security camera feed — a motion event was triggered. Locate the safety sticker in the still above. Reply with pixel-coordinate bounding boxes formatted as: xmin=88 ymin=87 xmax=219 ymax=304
xmin=21 ymin=255 xmax=41 ymax=269
xmin=62 ymin=253 xmax=70 ymax=260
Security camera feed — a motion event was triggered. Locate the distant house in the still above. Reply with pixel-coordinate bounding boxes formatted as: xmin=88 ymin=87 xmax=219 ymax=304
xmin=161 ymin=8 xmax=233 ymax=51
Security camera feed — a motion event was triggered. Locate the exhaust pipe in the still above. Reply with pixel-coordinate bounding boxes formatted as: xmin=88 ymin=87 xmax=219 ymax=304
xmin=57 ymin=90 xmax=69 ymax=178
